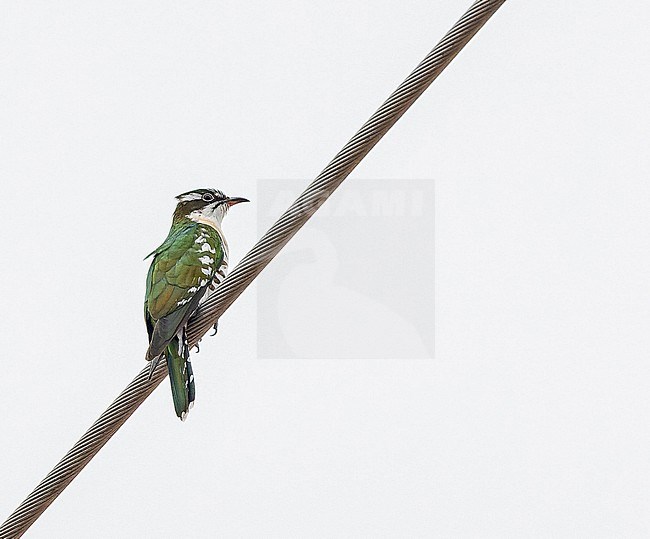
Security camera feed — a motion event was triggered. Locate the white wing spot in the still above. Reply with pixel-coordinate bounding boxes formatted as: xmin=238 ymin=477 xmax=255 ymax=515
xmin=198 ymin=255 xmax=214 ymax=265
xmin=201 ymin=267 xmax=212 ymax=276
xmin=200 ymin=243 xmax=216 ymax=253
xmin=200 ymin=279 xmax=208 ymax=286
xmin=188 ymin=286 xmax=198 ymax=293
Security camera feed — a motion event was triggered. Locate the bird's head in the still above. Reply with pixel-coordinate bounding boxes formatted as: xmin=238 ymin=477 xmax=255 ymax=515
xmin=173 ymin=188 xmax=249 ymax=228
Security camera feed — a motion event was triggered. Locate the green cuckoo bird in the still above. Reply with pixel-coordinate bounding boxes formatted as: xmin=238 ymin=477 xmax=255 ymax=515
xmin=144 ymin=188 xmax=248 ymax=420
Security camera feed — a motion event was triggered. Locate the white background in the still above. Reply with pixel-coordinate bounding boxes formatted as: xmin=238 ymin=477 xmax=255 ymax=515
xmin=2 ymin=1 xmax=650 ymax=537
xmin=256 ymin=179 xmax=436 ymax=360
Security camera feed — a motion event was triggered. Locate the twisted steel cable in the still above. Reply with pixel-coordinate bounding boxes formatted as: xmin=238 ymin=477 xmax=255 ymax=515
xmin=0 ymin=1 xmax=506 ymax=536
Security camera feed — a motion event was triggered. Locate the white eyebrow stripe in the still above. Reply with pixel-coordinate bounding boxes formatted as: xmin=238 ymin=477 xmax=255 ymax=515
xmin=177 ymin=192 xmax=203 ymax=202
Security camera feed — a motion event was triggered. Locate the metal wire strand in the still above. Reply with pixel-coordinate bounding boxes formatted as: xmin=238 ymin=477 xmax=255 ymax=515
xmin=0 ymin=1 xmax=506 ymax=537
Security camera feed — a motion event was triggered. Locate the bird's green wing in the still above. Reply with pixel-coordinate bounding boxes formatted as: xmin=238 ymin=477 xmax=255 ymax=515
xmin=144 ymin=222 xmax=196 ymax=338
xmin=144 ymin=223 xmax=194 ymax=260
xmin=144 ymin=224 xmax=224 ymax=358
xmin=144 ymin=262 xmax=156 ymax=341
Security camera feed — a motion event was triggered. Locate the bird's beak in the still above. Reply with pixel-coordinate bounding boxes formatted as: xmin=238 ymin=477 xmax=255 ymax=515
xmin=226 ymin=197 xmax=250 ymax=207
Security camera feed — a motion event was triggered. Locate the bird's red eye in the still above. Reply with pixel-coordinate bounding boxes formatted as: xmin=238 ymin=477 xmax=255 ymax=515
xmin=202 ymin=193 xmax=215 ymax=202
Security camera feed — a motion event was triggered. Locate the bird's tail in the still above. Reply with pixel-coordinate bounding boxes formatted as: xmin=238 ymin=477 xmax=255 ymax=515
xmin=165 ymin=335 xmax=195 ymax=421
